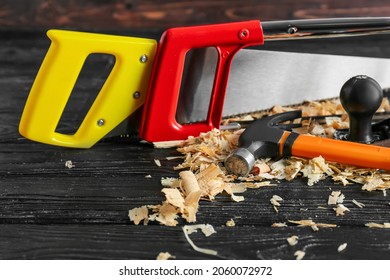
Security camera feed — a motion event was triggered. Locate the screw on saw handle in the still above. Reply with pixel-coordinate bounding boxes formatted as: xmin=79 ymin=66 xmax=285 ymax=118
xmin=139 ymin=20 xmax=264 ymax=142
xmin=19 ymin=30 xmax=157 ymax=148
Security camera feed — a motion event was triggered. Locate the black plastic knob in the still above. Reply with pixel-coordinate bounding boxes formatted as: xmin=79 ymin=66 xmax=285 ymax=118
xmin=340 ymin=75 xmax=383 ymax=144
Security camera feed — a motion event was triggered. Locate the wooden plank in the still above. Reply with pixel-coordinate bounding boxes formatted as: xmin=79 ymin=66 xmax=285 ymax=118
xmin=0 ymin=224 xmax=389 ymax=259
xmin=1 ymin=0 xmax=390 ymax=30
xmin=2 ymin=29 xmax=390 ymax=261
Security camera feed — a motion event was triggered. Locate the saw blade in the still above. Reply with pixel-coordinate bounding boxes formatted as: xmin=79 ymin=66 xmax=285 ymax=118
xmin=177 ymin=49 xmax=390 ymax=124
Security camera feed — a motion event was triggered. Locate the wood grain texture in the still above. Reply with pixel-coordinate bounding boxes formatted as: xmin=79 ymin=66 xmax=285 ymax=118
xmin=1 ymin=30 xmax=390 ymax=260
xmin=1 ymin=225 xmax=390 ymax=259
xmin=1 ymin=0 xmax=390 ymax=30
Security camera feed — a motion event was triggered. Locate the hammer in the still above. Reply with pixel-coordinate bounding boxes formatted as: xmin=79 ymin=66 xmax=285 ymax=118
xmin=224 ymin=109 xmax=390 ymax=176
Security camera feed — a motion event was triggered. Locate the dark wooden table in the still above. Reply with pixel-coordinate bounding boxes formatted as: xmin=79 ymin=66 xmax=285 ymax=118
xmin=1 ymin=29 xmax=390 ymax=260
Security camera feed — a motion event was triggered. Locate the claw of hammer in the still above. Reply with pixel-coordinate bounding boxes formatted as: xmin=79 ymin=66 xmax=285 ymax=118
xmin=225 ymin=110 xmax=390 ymax=176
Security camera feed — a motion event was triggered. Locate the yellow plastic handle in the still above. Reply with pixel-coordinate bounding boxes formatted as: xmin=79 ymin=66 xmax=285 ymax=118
xmin=19 ymin=30 xmax=157 ymax=148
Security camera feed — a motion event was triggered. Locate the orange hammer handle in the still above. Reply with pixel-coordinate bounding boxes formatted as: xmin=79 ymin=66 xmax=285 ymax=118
xmin=292 ymin=134 xmax=390 ymax=170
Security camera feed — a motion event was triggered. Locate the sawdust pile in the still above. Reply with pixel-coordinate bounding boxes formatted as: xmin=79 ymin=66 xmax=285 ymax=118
xmin=129 ymin=99 xmax=390 ymax=227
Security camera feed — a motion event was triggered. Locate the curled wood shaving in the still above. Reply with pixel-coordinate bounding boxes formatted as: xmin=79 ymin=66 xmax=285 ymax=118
xmin=65 ymin=160 xmax=75 ymax=169
xmin=130 ymin=163 xmax=245 ymax=226
xmin=180 ymin=170 xmax=200 ymax=195
xmin=182 ymin=224 xmax=218 ymax=256
xmin=270 ymin=195 xmax=283 ymax=213
xmin=287 ymin=235 xmax=299 ymax=246
xmin=294 ymin=250 xmax=305 ymax=260
xmin=156 ymin=252 xmax=175 ymax=260
xmin=162 ymin=188 xmax=185 ymax=210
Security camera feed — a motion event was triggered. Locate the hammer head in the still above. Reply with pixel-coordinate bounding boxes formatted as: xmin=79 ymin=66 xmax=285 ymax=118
xmin=225 ymin=110 xmax=302 ymax=176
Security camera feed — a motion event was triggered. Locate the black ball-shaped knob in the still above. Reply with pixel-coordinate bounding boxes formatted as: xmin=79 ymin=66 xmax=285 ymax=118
xmin=340 ymin=75 xmax=383 ymax=143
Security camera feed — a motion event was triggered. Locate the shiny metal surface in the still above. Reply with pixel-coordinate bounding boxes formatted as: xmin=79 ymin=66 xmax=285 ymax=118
xmin=180 ymin=49 xmax=390 ymax=123
xmin=177 ymin=17 xmax=390 ymax=124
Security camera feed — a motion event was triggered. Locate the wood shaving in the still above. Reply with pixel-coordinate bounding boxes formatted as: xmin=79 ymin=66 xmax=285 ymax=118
xmin=271 ymin=222 xmax=287 ymax=227
xmin=182 ymin=224 xmax=218 ymax=256
xmin=365 ymin=222 xmax=390 ymax=228
xmin=352 ymin=199 xmax=365 ymax=208
xmin=162 ymin=188 xmax=185 ymax=210
xmin=288 ymin=219 xmax=337 ymax=231
xmin=269 ymin=159 xmax=287 ymax=180
xmin=294 ymin=250 xmax=305 ymax=260
xmin=180 ymin=170 xmax=201 ymax=195
xmin=166 ymin=156 xmax=184 ymax=161
xmin=226 ymin=219 xmax=236 ymax=227
xmin=156 ymin=252 xmax=175 ymax=260
xmin=65 ymin=160 xmax=75 ymax=169
xmin=362 ymin=178 xmax=386 ymax=192
xmin=153 ymin=140 xmax=186 ymax=149
xmin=128 ymin=206 xmax=149 ymax=225
xmin=328 ymin=191 xmax=345 ymax=205
xmin=252 ymin=161 xmax=271 ymax=175
xmin=308 ymin=122 xmax=326 ymax=137
xmin=149 ymin=202 xmax=179 ymax=226
xmin=337 ymin=243 xmax=347 ymax=253
xmin=154 ymin=159 xmax=162 ymax=167
xmin=161 ymin=177 xmax=180 ymax=188
xmin=333 ymin=204 xmax=350 ymax=216
xmin=287 ymin=235 xmax=299 ymax=246
xmin=174 ymin=128 xmax=242 ymax=172
xmin=285 ymin=160 xmax=303 ymax=181
xmin=301 ymin=156 xmax=334 ymax=186
xmin=130 ymin=163 xmax=241 ymax=226
xmin=145 ymin=174 xmax=152 ymax=178
xmin=270 ymin=195 xmax=283 ymax=213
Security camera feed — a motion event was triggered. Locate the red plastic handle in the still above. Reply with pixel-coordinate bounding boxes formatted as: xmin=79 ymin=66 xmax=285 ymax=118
xmin=139 ymin=20 xmax=264 ymax=142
